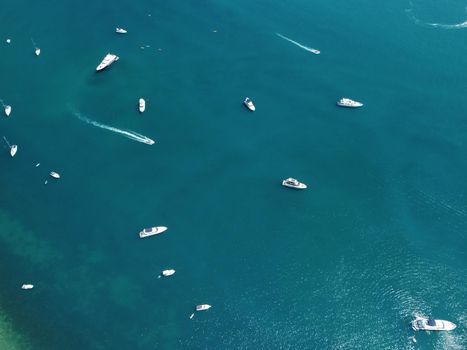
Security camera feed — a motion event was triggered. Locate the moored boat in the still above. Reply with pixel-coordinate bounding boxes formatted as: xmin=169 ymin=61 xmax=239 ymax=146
xmin=21 ymin=284 xmax=34 ymax=290
xmin=337 ymin=98 xmax=363 ymax=108
xmin=411 ymin=317 xmax=457 ymax=331
xmin=96 ymin=53 xmax=119 ymax=71
xmin=282 ymin=178 xmax=307 ymax=189
xmin=35 ymin=48 xmax=41 ymax=56
xmin=196 ymin=304 xmax=211 ymax=311
xmin=50 ymin=171 xmax=60 ymax=179
xmin=139 ymin=98 xmax=146 ymax=113
xmin=4 ymin=105 xmax=11 ymax=116
xmin=139 ymin=226 xmax=167 ymax=238
xmin=162 ymin=269 xmax=176 ymax=277
xmin=116 ymin=28 xmax=127 ymax=34
xmin=10 ymin=144 xmax=17 ymax=157
xmin=243 ymin=97 xmax=255 ymax=111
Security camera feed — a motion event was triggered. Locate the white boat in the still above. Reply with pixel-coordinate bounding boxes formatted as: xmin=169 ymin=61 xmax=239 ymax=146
xmin=6 ymin=39 xmax=11 ymax=44
xmin=116 ymin=28 xmax=127 ymax=34
xmin=50 ymin=171 xmax=60 ymax=179
xmin=139 ymin=226 xmax=167 ymax=238
xmin=411 ymin=317 xmax=457 ymax=331
xmin=243 ymin=97 xmax=256 ymax=111
xmin=21 ymin=284 xmax=34 ymax=290
xmin=143 ymin=138 xmax=155 ymax=145
xmin=10 ymin=145 xmax=17 ymax=157
xmin=96 ymin=53 xmax=119 ymax=71
xmin=310 ymin=49 xmax=320 ymax=54
xmin=139 ymin=98 xmax=146 ymax=113
xmin=196 ymin=304 xmax=211 ymax=311
xmin=337 ymin=98 xmax=363 ymax=108
xmin=4 ymin=105 xmax=11 ymax=117
xmin=282 ymin=177 xmax=307 ymax=189
xmin=35 ymin=48 xmax=41 ymax=56
xmin=162 ymin=269 xmax=176 ymax=277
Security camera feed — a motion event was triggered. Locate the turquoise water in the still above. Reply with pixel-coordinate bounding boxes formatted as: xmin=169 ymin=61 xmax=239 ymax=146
xmin=0 ymin=0 xmax=466 ymax=348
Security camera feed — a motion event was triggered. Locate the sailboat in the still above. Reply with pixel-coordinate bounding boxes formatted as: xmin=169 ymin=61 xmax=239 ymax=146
xmin=3 ymin=136 xmax=17 ymax=157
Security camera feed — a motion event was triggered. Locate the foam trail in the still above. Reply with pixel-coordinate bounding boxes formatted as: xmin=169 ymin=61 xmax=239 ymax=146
xmin=75 ymin=112 xmax=155 ymax=145
xmin=406 ymin=9 xmax=467 ymax=29
xmin=276 ymin=33 xmax=320 ymax=54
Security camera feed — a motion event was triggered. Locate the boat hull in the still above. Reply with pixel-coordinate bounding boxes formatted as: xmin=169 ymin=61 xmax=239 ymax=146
xmin=10 ymin=145 xmax=17 ymax=157
xmin=412 ymin=318 xmax=457 ymax=331
xmin=5 ymin=106 xmax=11 ymax=116
xmin=139 ymin=99 xmax=146 ymax=113
xmin=196 ymin=304 xmax=211 ymax=311
xmin=162 ymin=269 xmax=176 ymax=276
xmin=139 ymin=226 xmax=167 ymax=238
xmin=282 ymin=180 xmax=307 ymax=189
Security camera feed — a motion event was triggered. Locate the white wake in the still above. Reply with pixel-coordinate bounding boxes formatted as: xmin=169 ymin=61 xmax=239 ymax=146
xmin=75 ymin=112 xmax=155 ymax=145
xmin=406 ymin=7 xmax=467 ymax=29
xmin=275 ymin=33 xmax=320 ymax=54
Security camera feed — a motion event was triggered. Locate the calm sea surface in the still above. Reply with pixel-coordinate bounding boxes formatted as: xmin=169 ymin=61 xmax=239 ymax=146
xmin=0 ymin=0 xmax=466 ymax=349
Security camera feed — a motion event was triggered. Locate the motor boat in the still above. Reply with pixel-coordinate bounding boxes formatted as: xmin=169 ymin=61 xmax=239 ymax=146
xmin=6 ymin=39 xmax=11 ymax=43
xmin=139 ymin=98 xmax=146 ymax=113
xmin=244 ymin=97 xmax=255 ymax=111
xmin=196 ymin=304 xmax=211 ymax=311
xmin=282 ymin=177 xmax=307 ymax=189
xmin=411 ymin=317 xmax=456 ymax=331
xmin=162 ymin=269 xmax=176 ymax=277
xmin=50 ymin=171 xmax=60 ymax=179
xmin=35 ymin=48 xmax=41 ymax=56
xmin=115 ymin=28 xmax=127 ymax=34
xmin=96 ymin=53 xmax=119 ymax=71
xmin=21 ymin=284 xmax=34 ymax=290
xmin=310 ymin=48 xmax=320 ymax=54
xmin=10 ymin=145 xmax=17 ymax=157
xmin=337 ymin=98 xmax=363 ymax=108
xmin=139 ymin=226 xmax=167 ymax=238
xmin=4 ymin=105 xmax=11 ymax=116
xmin=143 ymin=138 xmax=155 ymax=145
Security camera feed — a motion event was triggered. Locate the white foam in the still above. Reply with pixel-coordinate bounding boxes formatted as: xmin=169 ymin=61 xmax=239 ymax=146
xmin=406 ymin=8 xmax=467 ymax=29
xmin=75 ymin=112 xmax=155 ymax=145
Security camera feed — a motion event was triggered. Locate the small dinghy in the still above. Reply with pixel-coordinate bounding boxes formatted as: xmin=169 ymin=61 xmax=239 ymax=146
xmin=21 ymin=284 xmax=34 ymax=290
xmin=116 ymin=28 xmax=127 ymax=34
xmin=162 ymin=269 xmax=176 ymax=277
xmin=139 ymin=98 xmax=146 ymax=113
xmin=196 ymin=304 xmax=212 ymax=312
xmin=4 ymin=105 xmax=11 ymax=117
xmin=10 ymin=144 xmax=17 ymax=157
xmin=49 ymin=171 xmax=60 ymax=179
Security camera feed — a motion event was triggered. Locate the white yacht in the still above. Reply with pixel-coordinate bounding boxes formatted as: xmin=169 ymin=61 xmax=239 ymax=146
xmin=411 ymin=317 xmax=457 ymax=331
xmin=337 ymin=98 xmax=363 ymax=108
xmin=139 ymin=226 xmax=167 ymax=238
xmin=49 ymin=171 xmax=60 ymax=179
xmin=282 ymin=177 xmax=307 ymax=189
xmin=96 ymin=53 xmax=119 ymax=71
xmin=162 ymin=269 xmax=176 ymax=277
xmin=196 ymin=304 xmax=211 ymax=311
xmin=244 ymin=97 xmax=256 ymax=111
xmin=35 ymin=48 xmax=41 ymax=56
xmin=4 ymin=105 xmax=11 ymax=116
xmin=10 ymin=144 xmax=17 ymax=157
xmin=115 ymin=28 xmax=127 ymax=34
xmin=139 ymin=98 xmax=146 ymax=113
xmin=21 ymin=284 xmax=34 ymax=290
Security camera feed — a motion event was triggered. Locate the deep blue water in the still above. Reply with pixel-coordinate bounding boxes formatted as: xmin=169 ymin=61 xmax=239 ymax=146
xmin=0 ymin=0 xmax=466 ymax=349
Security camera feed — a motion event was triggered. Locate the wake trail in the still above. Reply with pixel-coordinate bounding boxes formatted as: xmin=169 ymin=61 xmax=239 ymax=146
xmin=74 ymin=112 xmax=155 ymax=145
xmin=275 ymin=33 xmax=320 ymax=54
xmin=406 ymin=9 xmax=467 ymax=29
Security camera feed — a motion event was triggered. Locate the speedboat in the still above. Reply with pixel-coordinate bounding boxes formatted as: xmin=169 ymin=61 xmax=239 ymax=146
xmin=337 ymin=98 xmax=363 ymax=108
xmin=196 ymin=304 xmax=211 ymax=311
xmin=162 ymin=269 xmax=176 ymax=277
xmin=139 ymin=226 xmax=167 ymax=238
xmin=282 ymin=177 xmax=307 ymax=189
xmin=21 ymin=284 xmax=34 ymax=290
xmin=96 ymin=53 xmax=119 ymax=71
xmin=310 ymin=48 xmax=320 ymax=54
xmin=4 ymin=105 xmax=11 ymax=116
xmin=116 ymin=28 xmax=127 ymax=34
xmin=10 ymin=145 xmax=17 ymax=157
xmin=411 ymin=317 xmax=457 ymax=331
xmin=50 ymin=171 xmax=60 ymax=179
xmin=244 ymin=97 xmax=255 ymax=111
xmin=35 ymin=48 xmax=41 ymax=56
xmin=139 ymin=98 xmax=146 ymax=113
xmin=143 ymin=138 xmax=155 ymax=145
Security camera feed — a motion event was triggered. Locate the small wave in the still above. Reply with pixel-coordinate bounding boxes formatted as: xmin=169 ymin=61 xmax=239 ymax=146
xmin=275 ymin=33 xmax=319 ymax=54
xmin=74 ymin=112 xmax=155 ymax=145
xmin=406 ymin=8 xmax=467 ymax=29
